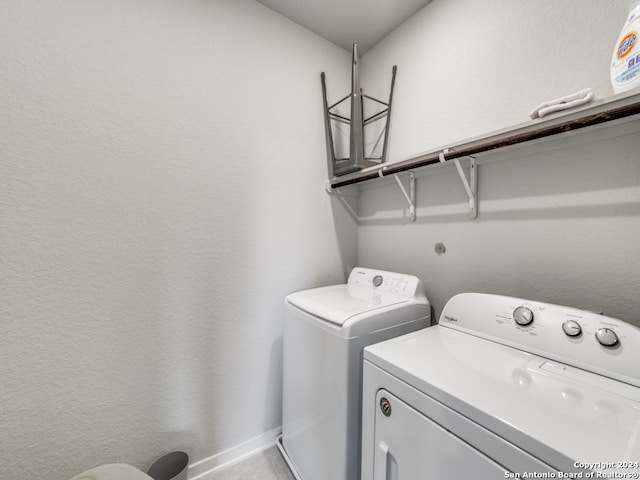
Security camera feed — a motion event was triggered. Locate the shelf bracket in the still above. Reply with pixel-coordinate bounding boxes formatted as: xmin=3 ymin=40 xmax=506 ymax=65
xmin=439 ymin=149 xmax=477 ymax=219
xmin=389 ymin=171 xmax=416 ymax=222
xmin=325 ymin=180 xmax=360 ymax=224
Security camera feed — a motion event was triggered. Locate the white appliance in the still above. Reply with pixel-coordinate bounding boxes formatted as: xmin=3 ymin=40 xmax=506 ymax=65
xmin=278 ymin=267 xmax=431 ymax=480
xmin=362 ymin=293 xmax=640 ymax=479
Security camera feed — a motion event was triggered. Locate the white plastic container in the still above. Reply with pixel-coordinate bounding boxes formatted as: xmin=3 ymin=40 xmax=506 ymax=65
xmin=611 ymin=0 xmax=640 ymax=93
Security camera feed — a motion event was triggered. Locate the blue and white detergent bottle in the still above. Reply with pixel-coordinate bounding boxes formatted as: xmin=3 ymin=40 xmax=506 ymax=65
xmin=611 ymin=0 xmax=640 ymax=93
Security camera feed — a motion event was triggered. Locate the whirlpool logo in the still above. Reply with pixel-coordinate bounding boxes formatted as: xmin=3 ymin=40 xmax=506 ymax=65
xmin=617 ymin=31 xmax=638 ymax=60
xmin=444 ymin=315 xmax=458 ymax=323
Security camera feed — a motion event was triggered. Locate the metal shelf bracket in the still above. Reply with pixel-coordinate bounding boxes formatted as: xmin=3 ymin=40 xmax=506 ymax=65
xmin=387 ymin=170 xmax=416 ymax=222
xmin=325 ymin=180 xmax=360 ymax=223
xmin=439 ymin=149 xmax=477 ymax=219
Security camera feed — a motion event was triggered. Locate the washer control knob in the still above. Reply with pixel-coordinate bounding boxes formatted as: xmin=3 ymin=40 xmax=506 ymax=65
xmin=372 ymin=275 xmax=383 ymax=287
xmin=562 ymin=320 xmax=582 ymax=337
xmin=595 ymin=328 xmax=619 ymax=347
xmin=513 ymin=306 xmax=534 ymax=326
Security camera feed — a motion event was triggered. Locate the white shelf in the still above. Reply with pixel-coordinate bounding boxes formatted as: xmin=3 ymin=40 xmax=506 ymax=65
xmin=329 ymin=90 xmax=640 ymax=190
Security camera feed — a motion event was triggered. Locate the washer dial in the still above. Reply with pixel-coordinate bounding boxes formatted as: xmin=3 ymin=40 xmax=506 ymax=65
xmin=513 ymin=306 xmax=534 ymax=326
xmin=562 ymin=320 xmax=582 ymax=337
xmin=595 ymin=328 xmax=619 ymax=347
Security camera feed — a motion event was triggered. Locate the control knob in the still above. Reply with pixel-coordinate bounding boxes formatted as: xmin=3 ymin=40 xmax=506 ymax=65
xmin=562 ymin=320 xmax=582 ymax=337
xmin=595 ymin=328 xmax=619 ymax=347
xmin=513 ymin=306 xmax=534 ymax=326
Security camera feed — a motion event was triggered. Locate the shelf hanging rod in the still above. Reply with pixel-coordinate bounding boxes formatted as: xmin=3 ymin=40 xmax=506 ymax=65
xmin=330 ymin=99 xmax=640 ymax=189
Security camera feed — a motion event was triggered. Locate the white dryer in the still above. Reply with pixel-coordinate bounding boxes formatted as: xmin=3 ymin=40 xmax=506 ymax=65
xmin=279 ymin=267 xmax=431 ymax=480
xmin=362 ymin=293 xmax=640 ymax=479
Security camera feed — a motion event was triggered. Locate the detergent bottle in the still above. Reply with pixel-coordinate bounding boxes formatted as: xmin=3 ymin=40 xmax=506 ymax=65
xmin=611 ymin=0 xmax=640 ymax=93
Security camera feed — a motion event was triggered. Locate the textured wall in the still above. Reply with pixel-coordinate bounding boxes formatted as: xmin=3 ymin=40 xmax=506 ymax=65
xmin=0 ymin=1 xmax=355 ymax=478
xmin=357 ymin=0 xmax=640 ymax=324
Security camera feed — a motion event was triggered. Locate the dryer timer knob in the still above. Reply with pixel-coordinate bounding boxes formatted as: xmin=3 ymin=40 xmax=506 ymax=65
xmin=595 ymin=328 xmax=619 ymax=347
xmin=513 ymin=306 xmax=534 ymax=326
xmin=562 ymin=320 xmax=582 ymax=337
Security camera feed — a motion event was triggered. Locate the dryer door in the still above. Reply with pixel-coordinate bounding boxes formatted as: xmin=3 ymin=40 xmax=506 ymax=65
xmin=373 ymin=389 xmax=508 ymax=480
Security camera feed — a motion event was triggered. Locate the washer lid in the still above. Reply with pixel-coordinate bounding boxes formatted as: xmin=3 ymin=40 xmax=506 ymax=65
xmin=364 ymin=326 xmax=640 ymax=473
xmin=286 ymin=284 xmax=410 ymax=326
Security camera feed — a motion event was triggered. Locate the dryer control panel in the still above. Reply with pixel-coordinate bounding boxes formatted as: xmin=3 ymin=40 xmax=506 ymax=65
xmin=439 ymin=293 xmax=640 ymax=388
xmin=348 ymin=267 xmax=424 ymax=298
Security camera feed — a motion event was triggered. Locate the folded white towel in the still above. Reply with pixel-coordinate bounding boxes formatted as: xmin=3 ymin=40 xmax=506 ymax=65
xmin=529 ymin=88 xmax=595 ymax=119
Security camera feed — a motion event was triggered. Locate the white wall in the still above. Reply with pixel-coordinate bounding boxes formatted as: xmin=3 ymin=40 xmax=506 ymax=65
xmin=0 ymin=1 xmax=355 ymax=478
xmin=3 ymin=1 xmax=639 ymax=477
xmin=357 ymin=0 xmax=640 ymax=325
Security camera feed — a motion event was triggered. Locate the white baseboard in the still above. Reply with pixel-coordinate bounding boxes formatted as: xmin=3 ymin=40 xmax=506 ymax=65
xmin=188 ymin=427 xmax=282 ymax=480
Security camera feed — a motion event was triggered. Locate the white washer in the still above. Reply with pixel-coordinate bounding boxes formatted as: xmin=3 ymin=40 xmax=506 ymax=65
xmin=279 ymin=267 xmax=431 ymax=480
xmin=362 ymin=293 xmax=640 ymax=479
